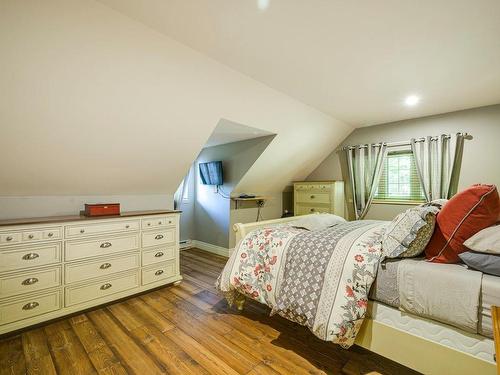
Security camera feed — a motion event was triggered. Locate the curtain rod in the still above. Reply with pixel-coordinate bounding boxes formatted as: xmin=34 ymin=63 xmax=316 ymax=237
xmin=341 ymin=132 xmax=472 ymax=151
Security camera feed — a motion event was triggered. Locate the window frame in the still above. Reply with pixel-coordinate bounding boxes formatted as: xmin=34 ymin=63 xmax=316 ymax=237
xmin=372 ymin=149 xmax=425 ymax=205
xmin=181 ymin=183 xmax=189 ymax=202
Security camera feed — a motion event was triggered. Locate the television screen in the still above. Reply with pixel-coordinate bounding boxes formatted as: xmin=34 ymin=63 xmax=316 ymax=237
xmin=199 ymin=161 xmax=223 ymax=185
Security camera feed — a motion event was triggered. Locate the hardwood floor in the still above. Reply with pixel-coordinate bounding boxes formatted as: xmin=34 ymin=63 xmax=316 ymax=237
xmin=0 ymin=248 xmax=419 ymax=375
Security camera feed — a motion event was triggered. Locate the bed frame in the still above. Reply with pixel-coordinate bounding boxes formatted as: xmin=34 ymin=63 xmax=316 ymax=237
xmin=233 ymin=215 xmax=496 ymax=375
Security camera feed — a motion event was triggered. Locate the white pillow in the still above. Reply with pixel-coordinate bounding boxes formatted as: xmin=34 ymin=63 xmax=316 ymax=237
xmin=463 ymin=225 xmax=500 ymax=254
xmin=291 ymin=213 xmax=346 ymax=231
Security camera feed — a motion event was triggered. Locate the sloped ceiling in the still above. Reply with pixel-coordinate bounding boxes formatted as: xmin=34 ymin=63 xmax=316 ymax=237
xmin=0 ymin=0 xmax=351 ymax=198
xmin=99 ymin=0 xmax=500 ymax=126
xmin=203 ymin=119 xmax=274 ymax=148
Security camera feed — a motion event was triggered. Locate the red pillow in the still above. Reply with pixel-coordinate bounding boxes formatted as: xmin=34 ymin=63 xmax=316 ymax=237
xmin=425 ymin=184 xmax=500 ymax=263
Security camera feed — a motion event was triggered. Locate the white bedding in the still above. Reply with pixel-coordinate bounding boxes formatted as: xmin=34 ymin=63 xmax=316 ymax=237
xmin=217 ymin=220 xmax=387 ymax=348
xmin=398 ymin=259 xmax=482 ymax=333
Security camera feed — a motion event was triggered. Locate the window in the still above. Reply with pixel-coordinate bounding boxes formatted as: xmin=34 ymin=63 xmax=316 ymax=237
xmin=182 ymin=183 xmax=189 ymax=201
xmin=374 ymin=150 xmax=425 ymax=203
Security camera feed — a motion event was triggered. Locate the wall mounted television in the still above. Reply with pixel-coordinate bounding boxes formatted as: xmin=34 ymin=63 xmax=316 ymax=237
xmin=199 ymin=161 xmax=223 ymax=185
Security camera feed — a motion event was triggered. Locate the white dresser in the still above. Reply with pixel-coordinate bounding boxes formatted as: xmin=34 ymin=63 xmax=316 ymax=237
xmin=293 ymin=181 xmax=345 ymax=217
xmin=0 ymin=210 xmax=181 ymax=334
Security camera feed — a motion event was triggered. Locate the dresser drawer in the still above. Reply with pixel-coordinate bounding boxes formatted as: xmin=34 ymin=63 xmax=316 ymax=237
xmin=22 ymin=227 xmax=61 ymax=242
xmin=296 ymin=204 xmax=331 ymax=216
xmin=0 ymin=266 xmax=62 ymax=298
xmin=65 ymin=234 xmax=139 ymax=261
xmin=0 ymin=227 xmax=62 ymax=247
xmin=142 ymin=246 xmax=176 ymax=266
xmin=142 ymin=229 xmax=175 ymax=248
xmin=142 ymin=216 xmax=175 ymax=229
xmin=65 ymin=220 xmax=140 ymax=238
xmin=295 ymin=183 xmax=332 ymax=191
xmin=42 ymin=228 xmax=62 ymax=240
xmin=0 ymin=290 xmax=61 ymax=326
xmin=0 ymin=243 xmax=62 ymax=273
xmin=65 ymin=253 xmax=140 ymax=284
xmin=296 ymin=191 xmax=331 ymax=204
xmin=142 ymin=260 xmax=176 ymax=285
xmin=65 ymin=271 xmax=139 ymax=307
xmin=0 ymin=232 xmax=22 ymax=246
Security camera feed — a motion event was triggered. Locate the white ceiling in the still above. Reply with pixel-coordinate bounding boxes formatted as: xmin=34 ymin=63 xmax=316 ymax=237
xmin=1 ymin=0 xmax=351 ymax=197
xmin=204 ymin=119 xmax=275 ymax=148
xmin=100 ymin=0 xmax=500 ymax=127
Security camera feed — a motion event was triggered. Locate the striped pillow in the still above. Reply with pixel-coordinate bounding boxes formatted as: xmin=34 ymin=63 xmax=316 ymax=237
xmin=382 ymin=206 xmax=438 ymax=259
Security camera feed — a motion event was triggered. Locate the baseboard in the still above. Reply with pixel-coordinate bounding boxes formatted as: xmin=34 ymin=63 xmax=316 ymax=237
xmin=191 ymin=240 xmax=230 ymax=258
xmin=179 ymin=239 xmax=193 ymax=250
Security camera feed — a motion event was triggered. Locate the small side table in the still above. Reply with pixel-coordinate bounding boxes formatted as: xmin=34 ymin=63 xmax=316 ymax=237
xmin=492 ymin=306 xmax=500 ymax=375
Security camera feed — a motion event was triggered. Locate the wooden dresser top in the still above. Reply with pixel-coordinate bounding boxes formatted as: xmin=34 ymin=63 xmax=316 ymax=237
xmin=0 ymin=209 xmax=181 ymax=227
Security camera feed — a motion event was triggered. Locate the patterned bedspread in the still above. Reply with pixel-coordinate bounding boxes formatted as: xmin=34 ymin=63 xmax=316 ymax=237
xmin=216 ymin=220 xmax=387 ymax=348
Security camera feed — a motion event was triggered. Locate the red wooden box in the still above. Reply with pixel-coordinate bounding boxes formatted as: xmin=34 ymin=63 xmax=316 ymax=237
xmin=84 ymin=203 xmax=120 ymax=217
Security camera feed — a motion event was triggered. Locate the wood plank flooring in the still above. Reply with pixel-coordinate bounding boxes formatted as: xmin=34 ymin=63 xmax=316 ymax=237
xmin=0 ymin=248 xmax=419 ymax=375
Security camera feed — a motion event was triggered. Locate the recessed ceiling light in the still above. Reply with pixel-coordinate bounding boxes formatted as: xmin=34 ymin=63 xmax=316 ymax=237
xmin=257 ymin=0 xmax=270 ymax=11
xmin=404 ymin=95 xmax=420 ymax=106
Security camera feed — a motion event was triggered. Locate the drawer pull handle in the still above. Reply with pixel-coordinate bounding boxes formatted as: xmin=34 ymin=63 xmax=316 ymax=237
xmin=100 ymin=263 xmax=112 ymax=269
xmin=310 ymin=195 xmax=315 ymax=199
xmin=6 ymin=236 xmax=13 ymax=242
xmin=100 ymin=242 xmax=112 ymax=248
xmin=80 ymin=229 xmax=85 ymax=234
xmin=22 ymin=302 xmax=39 ymax=310
xmin=22 ymin=253 xmax=40 ymax=260
xmin=155 ymin=235 xmax=164 ymax=240
xmin=310 ymin=208 xmax=315 ymax=212
xmin=100 ymin=283 xmax=112 ymax=290
xmin=168 ymin=221 xmax=172 ymax=224
xmin=22 ymin=277 xmax=39 ymax=286
xmin=147 ymin=223 xmax=151 ymax=226
xmin=47 ymin=232 xmax=54 ymax=237
xmin=28 ymin=234 xmax=35 ymax=239
xmin=154 ymin=252 xmax=164 ymax=258
xmin=125 ymin=225 xmax=130 ymax=229
xmin=155 ymin=270 xmax=164 ymax=276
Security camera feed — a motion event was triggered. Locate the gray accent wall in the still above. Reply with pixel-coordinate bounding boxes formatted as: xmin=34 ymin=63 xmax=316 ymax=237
xmin=307 ymin=104 xmax=500 ymax=220
xmin=178 ymin=136 xmax=275 ymax=248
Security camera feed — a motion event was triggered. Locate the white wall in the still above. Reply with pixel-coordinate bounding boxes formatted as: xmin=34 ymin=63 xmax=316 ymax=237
xmin=308 ymin=104 xmax=500 ymax=220
xmin=0 ymin=0 xmax=352 ymax=219
xmin=177 ymin=165 xmax=195 ymax=242
xmin=0 ymin=195 xmax=172 ymax=220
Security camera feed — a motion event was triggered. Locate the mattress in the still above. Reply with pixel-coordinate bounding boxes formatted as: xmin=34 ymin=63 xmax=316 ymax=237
xmin=368 ymin=301 xmax=495 ymax=363
xmin=369 ymin=259 xmax=500 ymax=339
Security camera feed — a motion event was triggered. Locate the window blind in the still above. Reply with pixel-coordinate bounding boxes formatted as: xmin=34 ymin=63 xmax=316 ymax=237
xmin=375 ymin=150 xmax=425 ymax=202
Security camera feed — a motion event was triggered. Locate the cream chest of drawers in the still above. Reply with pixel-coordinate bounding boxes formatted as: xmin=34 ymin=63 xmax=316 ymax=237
xmin=0 ymin=210 xmax=181 ymax=334
xmin=293 ymin=181 xmax=345 ymax=217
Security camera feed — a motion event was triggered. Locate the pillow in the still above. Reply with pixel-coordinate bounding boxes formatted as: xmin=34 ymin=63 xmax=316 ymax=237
xmin=463 ymin=225 xmax=500 ymax=254
xmin=291 ymin=213 xmax=346 ymax=231
xmin=425 ymin=184 xmax=500 ymax=263
xmin=381 ymin=206 xmax=438 ymax=259
xmin=420 ymin=199 xmax=448 ymax=210
xmin=459 ymin=251 xmax=500 ymax=277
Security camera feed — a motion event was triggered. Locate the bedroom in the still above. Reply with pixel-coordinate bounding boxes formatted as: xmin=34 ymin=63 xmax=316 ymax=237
xmin=1 ymin=1 xmax=500 ymax=374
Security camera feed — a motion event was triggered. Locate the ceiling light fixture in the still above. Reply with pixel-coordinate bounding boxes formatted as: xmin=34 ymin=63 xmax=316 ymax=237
xmin=404 ymin=95 xmax=420 ymax=106
xmin=257 ymin=0 xmax=270 ymax=11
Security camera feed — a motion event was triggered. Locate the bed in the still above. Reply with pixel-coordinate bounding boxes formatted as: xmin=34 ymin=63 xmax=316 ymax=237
xmin=217 ymin=214 xmax=497 ymax=375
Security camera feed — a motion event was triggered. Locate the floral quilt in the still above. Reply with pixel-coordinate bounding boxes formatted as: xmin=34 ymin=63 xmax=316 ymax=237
xmin=216 ymin=220 xmax=387 ymax=348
